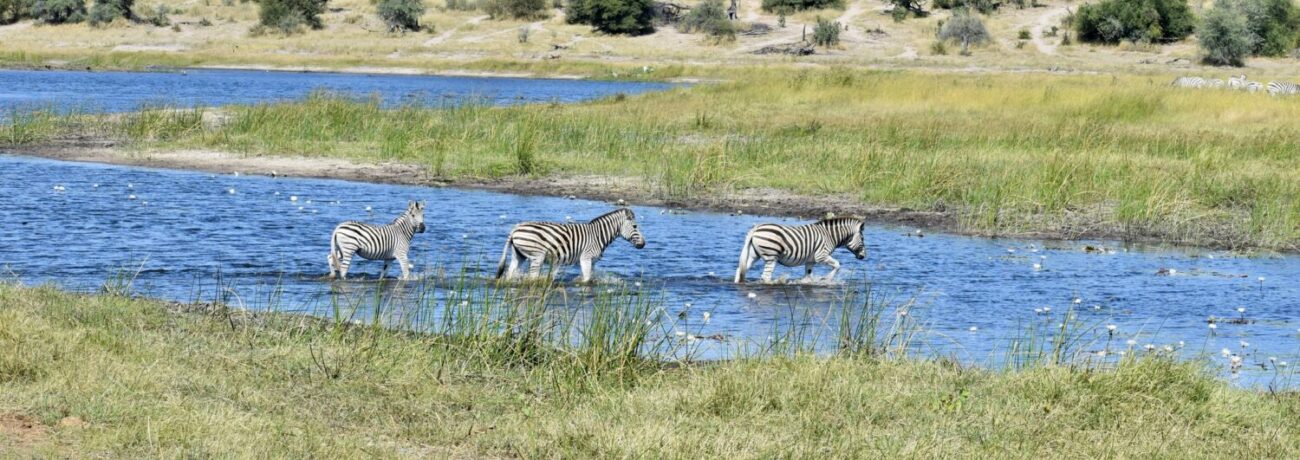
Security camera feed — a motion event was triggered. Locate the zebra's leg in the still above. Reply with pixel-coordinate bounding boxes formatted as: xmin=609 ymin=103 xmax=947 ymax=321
xmin=337 ymin=252 xmax=352 ymax=280
xmin=760 ymin=258 xmax=777 ymax=284
xmin=800 ymin=263 xmax=815 ymax=283
xmin=506 ymin=253 xmax=521 ymax=280
xmin=527 ymin=257 xmax=545 ymax=279
xmin=821 ymin=256 xmax=842 ymax=281
xmin=397 ymin=257 xmax=412 ymax=280
xmin=579 ymin=258 xmax=594 ymax=284
xmin=379 ymin=260 xmax=390 ymax=280
xmin=327 ymin=252 xmax=337 ymax=280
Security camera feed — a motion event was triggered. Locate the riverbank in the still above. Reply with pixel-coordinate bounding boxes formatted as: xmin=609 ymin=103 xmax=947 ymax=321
xmin=7 ymin=68 xmax=1300 ymax=252
xmin=1 ymin=283 xmax=1297 ymax=457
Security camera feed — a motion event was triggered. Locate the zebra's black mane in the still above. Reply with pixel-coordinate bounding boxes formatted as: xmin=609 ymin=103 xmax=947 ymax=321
xmin=589 ymin=208 xmax=634 ymax=224
xmin=815 ymin=216 xmax=862 ymax=226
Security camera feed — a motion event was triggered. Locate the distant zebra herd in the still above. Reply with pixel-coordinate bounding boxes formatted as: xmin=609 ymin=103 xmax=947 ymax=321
xmin=1171 ymin=74 xmax=1300 ymax=96
xmin=327 ymin=202 xmax=869 ymax=284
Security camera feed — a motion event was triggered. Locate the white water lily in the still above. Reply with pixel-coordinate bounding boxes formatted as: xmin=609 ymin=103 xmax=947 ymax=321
xmin=1163 ymin=345 xmax=1174 ymax=352
xmin=968 ymin=326 xmax=978 ymax=332
xmin=1240 ymin=340 xmax=1249 ymax=348
xmin=747 ymin=292 xmax=757 ymax=299
xmin=1237 ymin=307 xmax=1246 ymax=313
xmin=1144 ymin=344 xmax=1155 ymax=351
xmin=227 ymin=188 xmax=235 ymax=194
xmin=1126 ymin=339 xmax=1137 ymax=346
xmin=702 ymin=312 xmax=711 ymax=323
xmin=1208 ymin=323 xmax=1217 ymax=330
xmin=289 ymin=195 xmax=298 ymax=202
xmin=1221 ymin=348 xmax=1231 ymax=357
xmin=1106 ymin=324 xmax=1117 ymax=332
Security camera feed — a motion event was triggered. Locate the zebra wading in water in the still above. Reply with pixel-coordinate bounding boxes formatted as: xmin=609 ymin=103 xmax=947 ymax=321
xmin=328 ymin=201 xmax=426 ymax=280
xmin=495 ymin=208 xmax=646 ymax=283
xmin=734 ymin=217 xmax=867 ymax=284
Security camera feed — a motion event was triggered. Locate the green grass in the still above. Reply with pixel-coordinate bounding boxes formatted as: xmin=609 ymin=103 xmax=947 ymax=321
xmin=7 ymin=69 xmax=1300 ymax=250
xmin=2 ymin=283 xmax=1299 ymax=457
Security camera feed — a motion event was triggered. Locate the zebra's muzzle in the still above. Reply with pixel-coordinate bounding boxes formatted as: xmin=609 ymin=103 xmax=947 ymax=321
xmin=416 ymin=223 xmax=427 ymax=233
xmin=634 ymin=239 xmax=646 ymax=249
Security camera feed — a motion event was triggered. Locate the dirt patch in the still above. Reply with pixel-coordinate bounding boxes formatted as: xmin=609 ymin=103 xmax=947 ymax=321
xmin=0 ymin=413 xmax=49 ymax=449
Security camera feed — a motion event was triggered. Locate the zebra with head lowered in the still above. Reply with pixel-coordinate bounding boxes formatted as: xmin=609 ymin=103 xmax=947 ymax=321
xmin=734 ymin=216 xmax=867 ymax=284
xmin=1171 ymin=76 xmax=1206 ymax=89
xmin=1268 ymin=81 xmax=1300 ymax=96
xmin=328 ymin=201 xmax=426 ymax=280
xmin=495 ymin=208 xmax=646 ymax=283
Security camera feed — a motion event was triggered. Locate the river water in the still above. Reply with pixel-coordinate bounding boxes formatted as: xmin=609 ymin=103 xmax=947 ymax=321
xmin=1 ymin=69 xmax=1296 ymax=387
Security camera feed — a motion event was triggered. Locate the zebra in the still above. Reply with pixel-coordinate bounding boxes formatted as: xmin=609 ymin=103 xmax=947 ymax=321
xmin=1208 ymin=79 xmax=1225 ymax=89
xmin=1246 ymin=81 xmax=1265 ymax=93
xmin=1171 ymin=76 xmax=1205 ymax=89
xmin=734 ymin=217 xmax=867 ymax=284
xmin=328 ymin=201 xmax=426 ymax=280
xmin=1267 ymin=81 xmax=1300 ymax=96
xmin=1228 ymin=74 xmax=1248 ymax=90
xmin=495 ymin=208 xmax=646 ymax=283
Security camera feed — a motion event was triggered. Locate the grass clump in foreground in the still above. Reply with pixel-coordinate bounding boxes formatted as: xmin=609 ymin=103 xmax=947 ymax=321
xmin=50 ymin=69 xmax=1300 ymax=251
xmin=2 ymin=282 xmax=1299 ymax=457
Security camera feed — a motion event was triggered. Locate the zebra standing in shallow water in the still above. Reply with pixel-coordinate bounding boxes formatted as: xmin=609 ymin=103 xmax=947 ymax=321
xmin=328 ymin=201 xmax=426 ymax=280
xmin=734 ymin=217 xmax=867 ymax=284
xmin=495 ymin=208 xmax=646 ymax=283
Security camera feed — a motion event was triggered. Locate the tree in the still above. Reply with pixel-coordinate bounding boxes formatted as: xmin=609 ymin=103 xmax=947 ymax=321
xmin=259 ymin=0 xmax=327 ymax=31
xmin=377 ymin=0 xmax=424 ymax=31
xmin=88 ymin=0 xmax=132 ymax=25
xmin=565 ymin=0 xmax=655 ymax=35
xmin=1200 ymin=3 xmax=1254 ymax=66
xmin=482 ymin=0 xmax=548 ymax=20
xmin=887 ymin=0 xmax=928 ymax=21
xmin=31 ymin=0 xmax=85 ymax=23
xmin=939 ymin=8 xmax=989 ymax=55
xmin=760 ymin=0 xmax=841 ymax=13
xmin=679 ymin=0 xmax=735 ymax=41
xmin=1239 ymin=0 xmax=1300 ymax=56
xmin=1073 ymin=0 xmax=1194 ymax=44
xmin=0 ymin=0 xmax=33 ymax=24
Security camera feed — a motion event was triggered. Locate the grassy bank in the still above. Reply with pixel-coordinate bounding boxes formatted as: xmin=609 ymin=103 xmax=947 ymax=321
xmin=9 ymin=69 xmax=1300 ymax=250
xmin=1 ymin=283 xmax=1298 ymax=456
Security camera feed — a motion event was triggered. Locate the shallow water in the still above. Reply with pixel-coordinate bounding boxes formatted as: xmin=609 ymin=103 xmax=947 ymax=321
xmin=2 ymin=154 xmax=1298 ymax=386
xmin=0 ymin=68 xmax=674 ymax=114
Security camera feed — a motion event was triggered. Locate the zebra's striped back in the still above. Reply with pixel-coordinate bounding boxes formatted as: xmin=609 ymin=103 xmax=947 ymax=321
xmin=735 ymin=217 xmax=866 ymax=283
xmin=1208 ymin=79 xmax=1225 ymax=89
xmin=1228 ymin=74 xmax=1247 ymax=90
xmin=496 ymin=208 xmax=645 ymax=280
xmin=1171 ymin=76 xmax=1205 ymax=89
xmin=1246 ymin=81 xmax=1265 ymax=93
xmin=1268 ymin=81 xmax=1300 ymax=96
xmin=328 ymin=201 xmax=426 ymax=280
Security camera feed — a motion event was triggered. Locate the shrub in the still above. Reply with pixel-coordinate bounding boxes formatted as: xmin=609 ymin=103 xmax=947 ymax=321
xmin=678 ymin=0 xmax=735 ymax=42
xmin=565 ymin=0 xmax=655 ymax=35
xmin=1200 ymin=3 xmax=1254 ymax=66
xmin=888 ymin=0 xmax=927 ymax=21
xmin=939 ymin=8 xmax=989 ymax=55
xmin=377 ymin=0 xmax=424 ymax=31
xmin=259 ymin=0 xmax=326 ymax=31
xmin=145 ymin=3 xmax=168 ymax=26
xmin=87 ymin=0 xmax=128 ymax=25
xmin=760 ymin=0 xmax=841 ymax=13
xmin=32 ymin=0 xmax=85 ymax=23
xmin=1237 ymin=0 xmax=1300 ymax=57
xmin=0 ymin=0 xmax=31 ymax=24
xmin=812 ymin=16 xmax=840 ymax=46
xmin=445 ymin=0 xmax=477 ymax=10
xmin=482 ymin=0 xmax=547 ymax=19
xmin=1018 ymin=28 xmax=1030 ymax=40
xmin=933 ymin=0 xmax=999 ymax=15
xmin=930 ymin=39 xmax=947 ymax=54
xmin=1073 ymin=0 xmax=1194 ymax=44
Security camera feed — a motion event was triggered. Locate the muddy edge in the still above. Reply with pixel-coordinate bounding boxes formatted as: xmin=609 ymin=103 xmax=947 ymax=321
xmin=9 ymin=140 xmax=1251 ymax=251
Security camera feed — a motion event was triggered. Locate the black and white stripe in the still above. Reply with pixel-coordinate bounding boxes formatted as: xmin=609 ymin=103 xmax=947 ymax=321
xmin=1268 ymin=81 xmax=1300 ymax=96
xmin=495 ymin=208 xmax=646 ymax=283
xmin=1170 ymin=76 xmax=1206 ymax=89
xmin=1228 ymin=74 xmax=1247 ymax=90
xmin=328 ymin=201 xmax=426 ymax=280
xmin=734 ymin=217 xmax=867 ymax=284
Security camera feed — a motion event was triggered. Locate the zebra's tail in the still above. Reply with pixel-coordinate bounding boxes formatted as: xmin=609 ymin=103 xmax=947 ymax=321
xmin=734 ymin=226 xmax=757 ymax=284
xmin=495 ymin=236 xmax=514 ymax=279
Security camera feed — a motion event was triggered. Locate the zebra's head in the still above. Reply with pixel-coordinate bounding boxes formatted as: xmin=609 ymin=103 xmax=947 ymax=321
xmin=847 ymin=219 xmax=867 ymax=260
xmin=404 ymin=201 xmax=426 ymax=233
xmin=617 ymin=208 xmax=646 ymax=249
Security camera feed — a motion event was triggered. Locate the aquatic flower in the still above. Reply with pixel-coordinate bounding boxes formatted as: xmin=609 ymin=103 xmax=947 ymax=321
xmin=1043 ymin=306 xmax=1051 ymax=313
xmin=1269 ymin=356 xmax=1278 ymax=363
xmin=1258 ymin=276 xmax=1266 ymax=282
xmin=685 ymin=302 xmax=693 ymax=308
xmin=298 ymin=207 xmax=304 ymax=211
xmin=897 ymin=310 xmax=909 ymax=317
xmin=1093 ymin=305 xmax=1102 ymax=310
xmin=1126 ymin=339 xmax=1137 ymax=346
xmin=460 ymin=300 xmax=468 ymax=307
xmin=707 ymin=271 xmax=716 ymax=277
xmin=1221 ymin=348 xmax=1231 ymax=357
xmin=1034 ymin=308 xmax=1043 ymax=314
xmin=233 ymin=172 xmax=240 ymax=176
xmin=1144 ymin=344 xmax=1155 ymax=351
xmin=1007 ymin=248 xmax=1016 ymax=253
xmin=1178 ymin=341 xmax=1185 ymax=348
xmin=1073 ymin=298 xmax=1082 ymax=304
xmin=1032 ymin=263 xmax=1042 ymax=271
xmin=1208 ymin=323 xmax=1217 ymax=330
xmin=968 ymin=326 xmax=978 ymax=332
xmin=1239 ymin=340 xmax=1249 ymax=348
xmin=273 ymin=192 xmax=279 ymax=195
xmin=1106 ymin=324 xmax=1117 ymax=332
xmin=1163 ymin=345 xmax=1173 ymax=352
xmin=290 ymin=195 xmax=298 ymax=202
xmin=1280 ymin=362 xmax=1289 ymax=368
xmin=127 ymin=194 xmax=137 ymax=200
xmin=127 ymin=183 xmax=133 ymax=189
xmin=702 ymin=312 xmax=711 ymax=322
xmin=1237 ymin=307 xmax=1246 ymax=313
xmin=747 ymin=292 xmax=757 ymax=299
xmin=634 ymin=281 xmax=642 ymax=288
xmin=92 ymin=184 xmax=99 ymax=188
xmin=306 ymin=200 xmax=312 ymax=204
xmin=1096 ymin=350 xmax=1107 ymax=357
xmin=499 ymin=214 xmax=507 ymax=219
xmin=227 ymin=188 xmax=235 ymax=194
xmin=1168 ymin=268 xmax=1177 ymax=276
xmin=52 ymin=185 xmax=65 ymax=191
xmin=675 ymin=331 xmax=685 ymax=338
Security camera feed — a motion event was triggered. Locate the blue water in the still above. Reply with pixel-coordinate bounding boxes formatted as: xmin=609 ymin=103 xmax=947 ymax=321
xmin=0 ymin=68 xmax=674 ymax=114
xmin=2 ymin=154 xmax=1298 ymax=387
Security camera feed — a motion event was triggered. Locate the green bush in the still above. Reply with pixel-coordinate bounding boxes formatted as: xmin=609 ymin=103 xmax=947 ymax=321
xmin=565 ymin=0 xmax=654 ymax=35
xmin=145 ymin=2 xmax=167 ymax=26
xmin=933 ymin=0 xmax=1000 ymax=15
xmin=812 ymin=16 xmax=840 ymax=46
xmin=1073 ymin=0 xmax=1194 ymax=44
xmin=939 ymin=8 xmax=989 ymax=55
xmin=0 ymin=0 xmax=33 ymax=24
xmin=888 ymin=0 xmax=928 ymax=21
xmin=87 ymin=0 xmax=129 ymax=25
xmin=32 ymin=0 xmax=85 ymax=23
xmin=444 ymin=0 xmax=476 ymax=10
xmin=1238 ymin=0 xmax=1300 ymax=57
xmin=482 ymin=0 xmax=546 ymax=19
xmin=1200 ymin=2 xmax=1254 ymax=66
xmin=678 ymin=0 xmax=734 ymax=41
xmin=378 ymin=0 xmax=424 ymax=31
xmin=259 ymin=0 xmax=327 ymax=31
xmin=760 ymin=0 xmax=841 ymax=13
